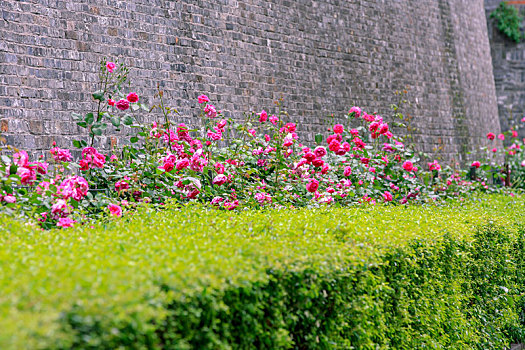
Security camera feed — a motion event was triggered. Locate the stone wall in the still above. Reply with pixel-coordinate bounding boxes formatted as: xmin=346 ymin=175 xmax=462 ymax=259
xmin=485 ymin=0 xmax=525 ymax=139
xmin=0 ymin=0 xmax=500 ymax=162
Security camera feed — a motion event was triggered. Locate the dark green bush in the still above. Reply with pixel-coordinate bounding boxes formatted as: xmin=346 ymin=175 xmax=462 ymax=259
xmin=1 ymin=196 xmax=525 ymax=349
xmin=491 ymin=2 xmax=523 ymax=43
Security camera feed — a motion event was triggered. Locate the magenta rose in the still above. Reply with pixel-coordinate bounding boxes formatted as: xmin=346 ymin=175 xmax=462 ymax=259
xmin=116 ymin=99 xmax=130 ymax=111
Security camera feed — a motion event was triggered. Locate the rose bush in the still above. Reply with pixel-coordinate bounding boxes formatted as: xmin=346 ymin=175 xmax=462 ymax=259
xmin=0 ymin=61 xmax=519 ymax=228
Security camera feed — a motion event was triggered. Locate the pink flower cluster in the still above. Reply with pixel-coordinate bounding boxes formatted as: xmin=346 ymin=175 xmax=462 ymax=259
xmin=79 ymin=147 xmax=106 ymax=171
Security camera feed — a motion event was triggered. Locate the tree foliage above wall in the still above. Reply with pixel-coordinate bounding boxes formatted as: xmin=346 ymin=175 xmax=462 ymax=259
xmin=491 ymin=2 xmax=524 ymax=43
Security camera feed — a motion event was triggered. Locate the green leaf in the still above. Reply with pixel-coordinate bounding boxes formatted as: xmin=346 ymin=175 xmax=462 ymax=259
xmin=92 ymin=127 xmax=103 ymax=136
xmin=76 ymin=122 xmax=87 ymax=128
xmin=92 ymin=90 xmax=105 ymax=101
xmin=85 ymin=113 xmax=94 ymax=125
xmin=130 ymin=136 xmax=139 ymax=143
xmin=315 ymin=134 xmax=323 ymax=144
xmin=72 ymin=140 xmax=82 ymax=148
xmin=123 ymin=115 xmax=133 ymax=126
xmin=71 ymin=112 xmax=82 ymax=121
xmin=111 ymin=117 xmax=121 ymax=127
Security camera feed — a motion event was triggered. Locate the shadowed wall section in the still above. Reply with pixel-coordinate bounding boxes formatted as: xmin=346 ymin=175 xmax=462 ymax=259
xmin=0 ymin=0 xmax=500 ymax=162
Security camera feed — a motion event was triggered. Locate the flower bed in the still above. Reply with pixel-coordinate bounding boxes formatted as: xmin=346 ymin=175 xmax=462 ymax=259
xmin=1 ymin=61 xmax=520 ymax=228
xmin=0 ymin=195 xmax=524 ymax=349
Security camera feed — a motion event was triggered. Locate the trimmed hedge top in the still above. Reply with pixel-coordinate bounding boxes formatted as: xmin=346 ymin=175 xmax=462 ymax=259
xmin=1 ymin=195 xmax=524 ymax=349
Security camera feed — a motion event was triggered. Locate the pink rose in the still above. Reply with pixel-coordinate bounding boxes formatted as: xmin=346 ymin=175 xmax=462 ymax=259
xmin=215 ymin=162 xmax=225 ymax=174
xmin=328 ymin=140 xmax=340 ymax=152
xmin=108 ymin=99 xmax=115 ymax=106
xmin=333 ymin=124 xmax=344 ymax=134
xmin=176 ymin=158 xmax=190 ymax=170
xmin=198 ymin=95 xmax=209 ymax=104
xmin=51 ymin=199 xmax=68 ymax=214
xmin=259 ymin=110 xmax=268 ymax=123
xmin=314 ymin=146 xmax=327 ymax=158
xmin=383 ymin=191 xmax=393 ymax=202
xmin=211 ymin=196 xmax=224 ymax=205
xmin=33 ymin=162 xmax=49 ymax=174
xmin=217 ymin=119 xmax=227 ymax=129
xmin=312 ymin=158 xmax=324 ymax=167
xmin=57 ymin=217 xmax=76 ymax=228
xmin=212 ymin=174 xmax=228 ymax=186
xmin=116 ymin=99 xmax=129 ymax=111
xmin=343 ymin=166 xmax=352 ymax=177
xmin=17 ymin=167 xmax=36 ymax=185
xmin=306 ymin=179 xmax=319 ymax=193
xmin=126 ymin=92 xmax=139 ymax=103
xmin=428 ymin=160 xmax=441 ymax=171
xmin=106 ymin=62 xmax=116 ymax=73
xmin=471 ymin=161 xmax=481 ymax=168
xmin=204 ymin=104 xmax=217 ymax=118
xmin=3 ymin=194 xmax=16 ymax=203
xmin=224 ymin=200 xmax=239 ymax=210
xmin=50 ymin=147 xmax=72 ymax=162
xmin=269 ymin=115 xmax=279 ymax=125
xmin=349 ymin=106 xmax=361 ymax=118
xmin=285 ymin=123 xmax=296 ymax=132
xmin=115 ymin=179 xmax=130 ymax=192
xmin=402 ymin=161 xmax=414 ymax=172
xmin=487 ymin=132 xmax=495 ymax=141
xmin=108 ymin=204 xmax=122 ymax=217
xmin=13 ymin=151 xmax=29 ymax=167
xmin=498 ymin=133 xmax=505 ymax=141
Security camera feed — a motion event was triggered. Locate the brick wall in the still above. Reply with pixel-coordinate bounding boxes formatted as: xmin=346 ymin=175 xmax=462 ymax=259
xmin=0 ymin=0 xmax=500 ymax=162
xmin=485 ymin=0 xmax=525 ymax=139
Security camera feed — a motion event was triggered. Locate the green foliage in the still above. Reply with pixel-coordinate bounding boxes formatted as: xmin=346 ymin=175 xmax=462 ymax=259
xmin=491 ymin=2 xmax=523 ymax=43
xmin=0 ymin=195 xmax=525 ymax=349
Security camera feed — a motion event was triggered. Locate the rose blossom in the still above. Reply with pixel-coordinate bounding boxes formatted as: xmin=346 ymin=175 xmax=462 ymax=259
xmin=116 ymin=99 xmax=129 ymax=111
xmin=314 ymin=146 xmax=327 ymax=158
xmin=211 ymin=196 xmax=224 ymax=205
xmin=3 ymin=194 xmax=16 ymax=203
xmin=486 ymin=132 xmax=495 ymax=140
xmin=428 ymin=160 xmax=441 ymax=171
xmin=349 ymin=106 xmax=361 ymax=118
xmin=108 ymin=203 xmax=123 ymax=217
xmin=106 ymin=62 xmax=116 ymax=72
xmin=343 ymin=166 xmax=352 ymax=177
xmin=383 ymin=191 xmax=393 ymax=202
xmin=306 ymin=179 xmax=319 ymax=193
xmin=333 ymin=124 xmax=344 ymax=134
xmin=50 ymin=147 xmax=72 ymax=162
xmin=212 ymin=174 xmax=228 ymax=186
xmin=198 ymin=94 xmax=209 ymax=104
xmin=126 ymin=92 xmax=139 ymax=103
xmin=471 ymin=161 xmax=481 ymax=168
xmin=498 ymin=133 xmax=505 ymax=141
xmin=57 ymin=217 xmax=76 ymax=228
xmin=402 ymin=161 xmax=414 ymax=172
xmin=51 ymin=199 xmax=68 ymax=214
xmin=259 ymin=109 xmax=268 ymax=123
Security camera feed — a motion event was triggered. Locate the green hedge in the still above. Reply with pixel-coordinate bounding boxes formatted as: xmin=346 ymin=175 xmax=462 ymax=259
xmin=1 ymin=196 xmax=525 ymax=349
